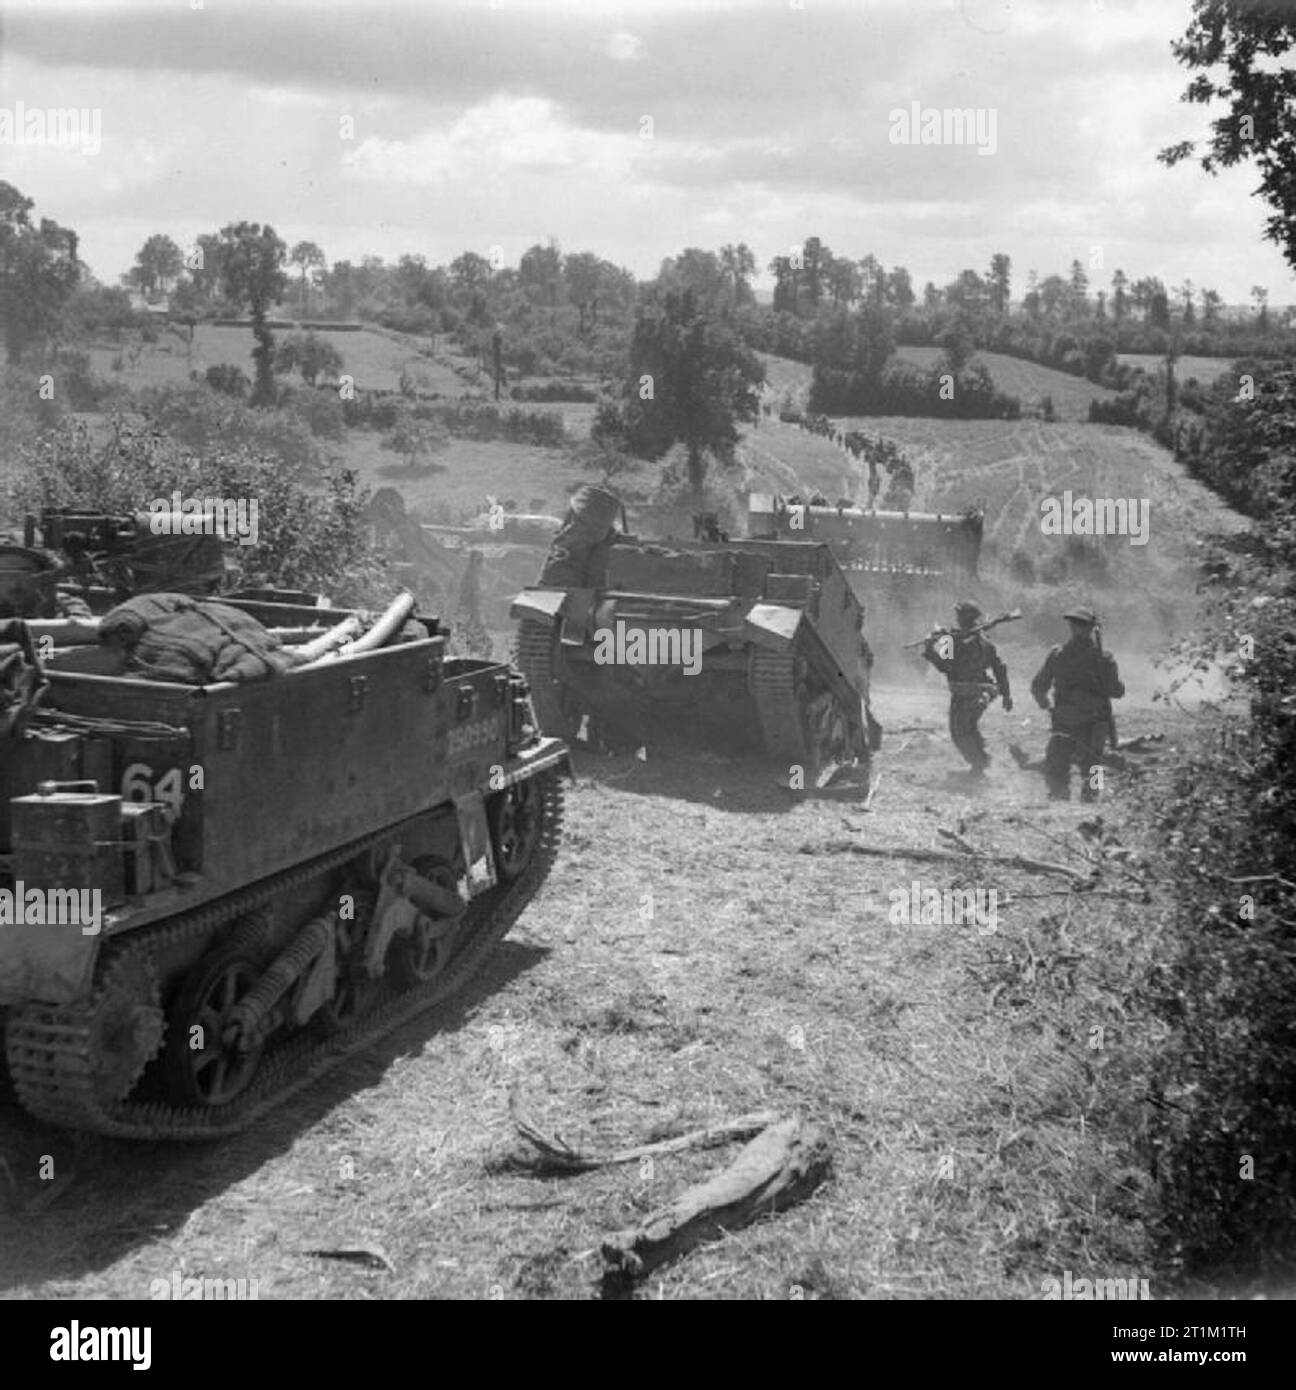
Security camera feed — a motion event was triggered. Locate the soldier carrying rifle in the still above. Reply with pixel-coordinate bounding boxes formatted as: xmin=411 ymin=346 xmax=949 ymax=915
xmin=920 ymin=600 xmax=1013 ymax=779
xmin=1029 ymin=605 xmax=1124 ymax=803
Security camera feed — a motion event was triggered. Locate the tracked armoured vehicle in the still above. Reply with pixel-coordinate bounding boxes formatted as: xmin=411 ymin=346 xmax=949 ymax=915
xmin=511 ymin=488 xmax=879 ymax=788
xmin=748 ymin=494 xmax=984 ymax=582
xmin=748 ymin=494 xmax=986 ymax=675
xmin=0 ymin=594 xmax=567 ymax=1138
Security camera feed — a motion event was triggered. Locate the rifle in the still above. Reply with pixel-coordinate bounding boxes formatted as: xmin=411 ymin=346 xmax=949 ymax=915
xmin=1095 ymin=618 xmax=1118 ymax=748
xmin=903 ymin=607 xmax=1022 ymax=650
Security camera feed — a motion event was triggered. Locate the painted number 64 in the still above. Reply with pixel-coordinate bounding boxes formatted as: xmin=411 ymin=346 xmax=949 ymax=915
xmin=122 ymin=763 xmax=184 ymax=824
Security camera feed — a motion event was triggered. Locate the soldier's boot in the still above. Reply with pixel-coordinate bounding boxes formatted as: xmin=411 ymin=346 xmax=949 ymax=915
xmin=1043 ymin=733 xmax=1073 ymax=800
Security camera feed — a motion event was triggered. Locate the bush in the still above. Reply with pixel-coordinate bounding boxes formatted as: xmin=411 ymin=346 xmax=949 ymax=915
xmin=510 ymin=381 xmax=597 ymax=403
xmin=293 ymin=389 xmax=346 ymax=440
xmin=140 ymin=382 xmax=328 ymax=476
xmin=206 ymin=363 xmax=250 ymax=399
xmin=4 ymin=413 xmax=388 ymax=604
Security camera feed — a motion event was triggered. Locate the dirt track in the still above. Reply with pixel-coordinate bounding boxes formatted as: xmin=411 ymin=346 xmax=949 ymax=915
xmin=0 ymin=668 xmax=1205 ymax=1300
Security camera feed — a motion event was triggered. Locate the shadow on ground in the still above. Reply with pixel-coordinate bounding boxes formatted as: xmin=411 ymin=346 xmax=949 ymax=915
xmin=0 ymin=938 xmax=549 ymax=1294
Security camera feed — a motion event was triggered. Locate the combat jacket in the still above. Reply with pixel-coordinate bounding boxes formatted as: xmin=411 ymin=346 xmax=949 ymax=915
xmin=924 ymin=631 xmax=1010 ymax=701
xmin=1030 ymin=636 xmax=1124 ymax=721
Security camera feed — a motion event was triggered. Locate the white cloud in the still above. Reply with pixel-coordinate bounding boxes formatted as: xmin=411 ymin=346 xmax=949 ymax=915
xmin=605 ymin=31 xmax=644 ymax=63
xmin=343 ymin=94 xmax=633 ymax=184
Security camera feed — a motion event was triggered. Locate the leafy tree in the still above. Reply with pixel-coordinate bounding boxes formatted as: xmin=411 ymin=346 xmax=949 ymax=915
xmin=381 ymin=405 xmax=446 ymax=473
xmin=885 ymin=265 xmax=915 ymax=312
xmin=801 ymin=237 xmax=826 ymax=307
xmin=564 ymin=250 xmax=602 ymax=332
xmin=769 ymin=255 xmax=799 ymax=313
xmin=1180 ymin=278 xmax=1196 ymax=326
xmin=519 ymin=240 xmax=563 ymax=306
xmin=988 ymin=253 xmax=1012 ymax=314
xmin=937 ymin=317 xmax=976 ymax=374
xmin=188 ymin=233 xmax=225 ymax=305
xmin=946 ymin=268 xmax=989 ymax=315
xmin=1111 ymin=268 xmax=1129 ymax=321
xmin=451 ymin=250 xmax=492 ymax=294
xmin=216 ymin=220 xmax=288 ymax=406
xmin=289 ymin=240 xmax=326 ymax=313
xmin=0 ymin=182 xmax=81 ymax=363
xmin=858 ymin=254 xmax=886 ymax=307
xmin=1069 ymin=259 xmax=1089 ymax=314
xmin=657 ymin=247 xmax=729 ymax=307
xmin=1039 ymin=274 xmax=1070 ymax=320
xmin=1160 ymin=1 xmax=1296 ymax=272
xmin=618 ymin=287 xmax=764 ymax=501
xmin=275 ymin=330 xmax=344 ymax=386
xmin=719 ymin=242 xmax=757 ymax=305
xmin=130 ymin=234 xmax=182 ymax=297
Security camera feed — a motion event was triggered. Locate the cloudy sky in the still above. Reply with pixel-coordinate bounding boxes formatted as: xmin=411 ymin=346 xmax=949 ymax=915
xmin=1 ymin=0 xmax=1292 ymax=304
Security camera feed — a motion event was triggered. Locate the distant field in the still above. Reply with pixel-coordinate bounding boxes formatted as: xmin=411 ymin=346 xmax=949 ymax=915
xmin=86 ymin=324 xmax=469 ymax=395
xmin=1119 ymin=353 xmax=1234 ymax=385
xmin=896 ymin=347 xmax=1121 ymax=420
xmin=739 ymin=410 xmax=1247 ymax=644
xmin=760 ymin=349 xmax=1120 ymax=423
xmin=342 ymin=432 xmax=585 ymax=521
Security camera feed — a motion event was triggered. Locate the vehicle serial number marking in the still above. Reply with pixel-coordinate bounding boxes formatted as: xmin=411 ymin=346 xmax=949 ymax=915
xmin=447 ymin=714 xmax=503 ymax=757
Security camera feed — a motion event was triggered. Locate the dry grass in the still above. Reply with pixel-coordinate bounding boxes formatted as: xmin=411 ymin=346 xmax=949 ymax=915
xmin=0 ymin=684 xmax=1194 ymax=1300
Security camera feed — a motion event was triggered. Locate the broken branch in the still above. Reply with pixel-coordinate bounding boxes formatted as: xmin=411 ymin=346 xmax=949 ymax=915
xmin=803 ymin=839 xmax=1091 ymax=883
xmin=599 ymin=1117 xmax=831 ymax=1297
xmin=506 ymin=1089 xmax=781 ymax=1176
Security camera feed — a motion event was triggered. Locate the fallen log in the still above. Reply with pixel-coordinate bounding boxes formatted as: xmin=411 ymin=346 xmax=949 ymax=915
xmin=802 ymin=839 xmax=1091 ymax=883
xmin=599 ymin=1117 xmax=831 ymax=1297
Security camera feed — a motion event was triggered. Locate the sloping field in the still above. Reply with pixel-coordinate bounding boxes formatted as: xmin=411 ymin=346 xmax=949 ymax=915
xmin=759 ymin=350 xmax=1120 ymax=422
xmin=341 ymin=434 xmax=584 ymax=520
xmin=86 ymin=325 xmax=466 ymax=394
xmin=1118 ymin=353 xmax=1233 ymax=385
xmin=895 ymin=348 xmax=1121 ymax=421
xmin=740 ymin=411 xmax=1246 ymax=643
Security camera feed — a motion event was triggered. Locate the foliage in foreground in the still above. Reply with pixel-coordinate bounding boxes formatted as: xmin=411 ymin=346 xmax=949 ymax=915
xmin=1141 ymin=363 xmax=1296 ymax=1277
xmin=6 ymin=413 xmax=391 ymax=605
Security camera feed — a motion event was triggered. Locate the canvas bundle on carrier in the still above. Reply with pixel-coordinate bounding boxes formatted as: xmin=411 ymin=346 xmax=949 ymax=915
xmin=0 ymin=586 xmax=568 ymax=1138
xmin=511 ymin=486 xmax=882 ymax=790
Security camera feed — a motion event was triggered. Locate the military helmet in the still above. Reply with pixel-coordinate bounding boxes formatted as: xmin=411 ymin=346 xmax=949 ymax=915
xmin=955 ymin=600 xmax=982 ymax=621
xmin=1063 ymin=605 xmax=1096 ymax=625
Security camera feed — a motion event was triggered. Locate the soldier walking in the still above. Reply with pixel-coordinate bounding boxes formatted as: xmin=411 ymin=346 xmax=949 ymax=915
xmin=922 ymin=600 xmax=1012 ymax=779
xmin=1029 ymin=606 xmax=1124 ymax=802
